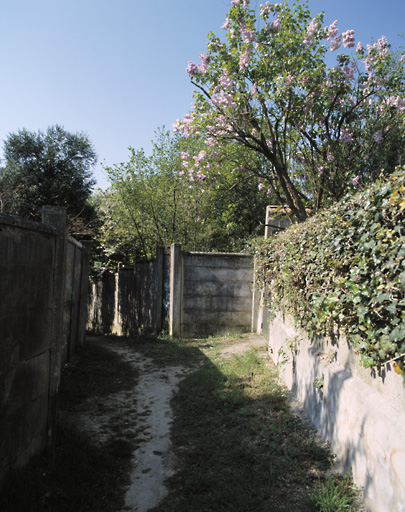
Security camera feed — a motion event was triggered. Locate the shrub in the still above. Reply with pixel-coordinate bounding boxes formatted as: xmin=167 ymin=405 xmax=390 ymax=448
xmin=256 ymin=166 xmax=405 ymax=371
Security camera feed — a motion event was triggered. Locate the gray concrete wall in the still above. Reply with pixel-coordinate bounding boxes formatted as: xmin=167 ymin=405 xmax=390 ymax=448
xmin=87 ymin=248 xmax=168 ymax=336
xmin=266 ymin=310 xmax=405 ymax=512
xmin=0 ymin=210 xmax=90 ymax=487
xmin=0 ymin=214 xmax=56 ymax=484
xmin=170 ymin=245 xmax=254 ymax=337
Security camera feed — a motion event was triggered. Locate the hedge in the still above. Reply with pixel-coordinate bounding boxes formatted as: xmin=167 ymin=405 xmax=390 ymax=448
xmin=256 ymin=166 xmax=405 ymax=371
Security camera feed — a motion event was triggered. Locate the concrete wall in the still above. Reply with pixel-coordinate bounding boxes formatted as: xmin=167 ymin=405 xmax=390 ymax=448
xmin=0 ymin=215 xmax=56 ymax=485
xmin=169 ymin=244 xmax=254 ymax=337
xmin=0 ymin=209 xmax=91 ymax=487
xmin=265 ymin=310 xmax=405 ymax=512
xmin=87 ymin=248 xmax=168 ymax=336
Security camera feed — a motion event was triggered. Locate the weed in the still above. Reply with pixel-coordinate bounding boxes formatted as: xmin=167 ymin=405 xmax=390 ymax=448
xmin=310 ymin=475 xmax=360 ymax=512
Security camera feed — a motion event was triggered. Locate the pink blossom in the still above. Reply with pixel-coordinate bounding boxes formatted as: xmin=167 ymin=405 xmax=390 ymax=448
xmin=342 ymin=30 xmax=355 ymax=48
xmin=172 ymin=120 xmax=182 ymax=133
xmin=240 ymin=23 xmax=256 ymax=44
xmin=352 ymin=176 xmax=360 ymax=186
xmin=205 ymin=137 xmax=217 ymax=146
xmin=330 ymin=35 xmax=342 ymax=52
xmin=400 ymin=54 xmax=405 ymax=63
xmin=258 ymin=182 xmax=264 ymax=190
xmin=327 ymin=154 xmax=334 ymax=162
xmin=304 ymin=18 xmax=320 ymax=46
xmin=325 ymin=20 xmax=338 ymax=40
xmin=377 ymin=36 xmax=388 ymax=50
xmin=285 ymin=75 xmax=294 ymax=86
xmin=318 ymin=165 xmax=324 ymax=176
xmin=221 ymin=18 xmax=230 ymax=30
xmin=212 ymin=90 xmax=237 ymax=108
xmin=397 ymin=98 xmax=405 ymax=111
xmin=356 ymin=41 xmax=363 ymax=52
xmin=266 ymin=189 xmax=273 ymax=195
xmin=239 ymin=48 xmax=251 ymax=70
xmin=220 ymin=72 xmax=233 ymax=92
xmin=231 ymin=0 xmax=240 ymax=5
xmin=251 ymin=82 xmax=258 ymax=96
xmin=342 ymin=63 xmax=355 ymax=81
xmin=198 ymin=54 xmax=209 ymax=73
xmin=265 ymin=139 xmax=273 ymax=148
xmin=271 ymin=14 xmax=281 ymax=33
xmin=243 ymin=0 xmax=250 ymax=6
xmin=385 ymin=95 xmax=405 ymax=111
xmin=196 ymin=171 xmax=206 ymax=181
xmin=186 ymin=61 xmax=199 ymax=76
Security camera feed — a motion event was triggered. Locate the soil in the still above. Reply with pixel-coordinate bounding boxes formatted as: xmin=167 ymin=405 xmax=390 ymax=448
xmin=0 ymin=333 xmax=346 ymax=512
xmin=60 ymin=333 xmax=269 ymax=512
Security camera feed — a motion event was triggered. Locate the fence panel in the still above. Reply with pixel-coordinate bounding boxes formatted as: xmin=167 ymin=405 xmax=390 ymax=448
xmin=0 ymin=209 xmax=91 ymax=487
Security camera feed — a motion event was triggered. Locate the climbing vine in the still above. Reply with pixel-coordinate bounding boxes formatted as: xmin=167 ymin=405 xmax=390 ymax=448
xmin=255 ymin=166 xmax=405 ymax=371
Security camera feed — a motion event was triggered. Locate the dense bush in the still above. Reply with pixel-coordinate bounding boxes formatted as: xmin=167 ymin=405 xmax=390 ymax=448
xmin=256 ymin=166 xmax=405 ymax=371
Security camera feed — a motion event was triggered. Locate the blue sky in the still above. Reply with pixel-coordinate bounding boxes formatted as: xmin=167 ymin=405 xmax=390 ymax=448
xmin=0 ymin=0 xmax=404 ymax=190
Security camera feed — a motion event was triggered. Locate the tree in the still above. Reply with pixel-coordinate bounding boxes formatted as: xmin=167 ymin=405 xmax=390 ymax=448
xmin=0 ymin=125 xmax=97 ymax=225
xmin=92 ymin=128 xmax=271 ymax=272
xmin=174 ymin=0 xmax=405 ymax=221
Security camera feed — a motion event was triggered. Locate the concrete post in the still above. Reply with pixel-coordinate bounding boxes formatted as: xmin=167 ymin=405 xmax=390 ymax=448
xmin=77 ymin=240 xmax=92 ymax=350
xmin=41 ymin=206 xmax=67 ymax=455
xmin=154 ymin=247 xmax=165 ymax=333
xmin=169 ymin=243 xmax=183 ymax=337
xmin=113 ymin=271 xmax=123 ymax=335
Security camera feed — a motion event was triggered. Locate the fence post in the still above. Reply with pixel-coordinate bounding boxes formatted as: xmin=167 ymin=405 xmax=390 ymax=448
xmin=155 ymin=247 xmax=165 ymax=333
xmin=169 ymin=243 xmax=183 ymax=337
xmin=77 ymin=240 xmax=92 ymax=350
xmin=41 ymin=206 xmax=67 ymax=455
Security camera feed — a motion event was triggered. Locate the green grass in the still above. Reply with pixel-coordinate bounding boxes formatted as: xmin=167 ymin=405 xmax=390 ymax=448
xmin=146 ymin=336 xmax=361 ymax=512
xmin=310 ymin=475 xmax=361 ymax=512
xmin=0 ymin=333 xmax=361 ymax=512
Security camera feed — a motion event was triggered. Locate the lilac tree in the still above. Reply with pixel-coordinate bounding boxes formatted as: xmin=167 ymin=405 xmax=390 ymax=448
xmin=174 ymin=0 xmax=405 ymax=221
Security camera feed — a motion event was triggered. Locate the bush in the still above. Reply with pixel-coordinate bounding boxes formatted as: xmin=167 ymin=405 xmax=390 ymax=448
xmin=256 ymin=166 xmax=405 ymax=371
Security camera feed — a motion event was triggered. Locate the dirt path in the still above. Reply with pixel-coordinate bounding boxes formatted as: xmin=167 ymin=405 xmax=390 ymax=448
xmin=64 ymin=334 xmax=268 ymax=512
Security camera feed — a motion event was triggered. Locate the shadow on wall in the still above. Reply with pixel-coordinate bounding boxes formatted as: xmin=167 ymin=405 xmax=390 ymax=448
xmin=284 ymin=322 xmax=405 ymax=512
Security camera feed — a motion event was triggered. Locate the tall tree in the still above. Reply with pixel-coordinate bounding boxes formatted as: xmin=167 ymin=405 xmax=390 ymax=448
xmin=92 ymin=129 xmax=271 ymax=272
xmin=0 ymin=125 xmax=97 ymax=224
xmin=174 ymin=0 xmax=405 ymax=221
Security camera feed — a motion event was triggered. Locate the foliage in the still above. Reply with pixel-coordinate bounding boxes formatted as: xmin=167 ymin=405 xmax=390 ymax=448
xmin=175 ymin=0 xmax=405 ymax=221
xmin=255 ymin=166 xmax=405 ymax=370
xmin=149 ymin=337 xmax=339 ymax=512
xmin=92 ymin=129 xmax=269 ymax=272
xmin=310 ymin=475 xmax=360 ymax=512
xmin=0 ymin=125 xmax=96 ymax=228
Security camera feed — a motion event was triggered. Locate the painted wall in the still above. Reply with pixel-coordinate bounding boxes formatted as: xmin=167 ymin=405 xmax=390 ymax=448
xmin=266 ymin=310 xmax=405 ymax=512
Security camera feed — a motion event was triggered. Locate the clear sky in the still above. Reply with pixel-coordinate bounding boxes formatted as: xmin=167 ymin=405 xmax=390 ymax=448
xmin=0 ymin=0 xmax=404 ymax=190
